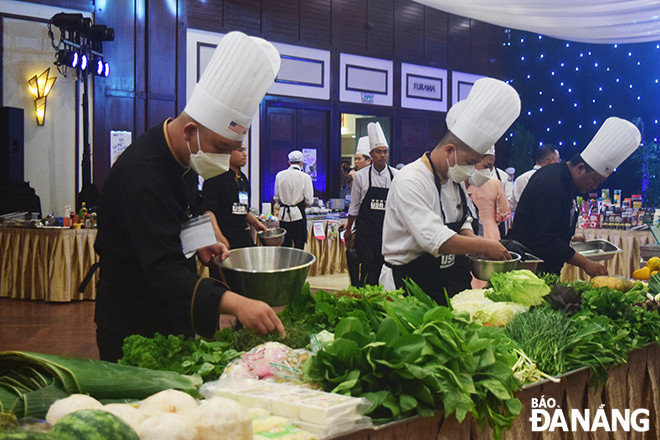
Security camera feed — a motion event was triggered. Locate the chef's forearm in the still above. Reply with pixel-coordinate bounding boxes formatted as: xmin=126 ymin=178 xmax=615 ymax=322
xmin=438 ymin=234 xmax=492 ymax=255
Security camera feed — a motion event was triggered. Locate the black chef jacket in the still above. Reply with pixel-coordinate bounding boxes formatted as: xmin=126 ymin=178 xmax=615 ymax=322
xmin=506 ymin=162 xmax=578 ymax=274
xmin=94 ymin=120 xmax=226 ymax=344
xmin=201 ymin=169 xmax=254 ymax=249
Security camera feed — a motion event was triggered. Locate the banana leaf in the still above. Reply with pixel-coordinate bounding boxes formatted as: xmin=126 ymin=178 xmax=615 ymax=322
xmin=0 ymin=351 xmax=201 ymax=419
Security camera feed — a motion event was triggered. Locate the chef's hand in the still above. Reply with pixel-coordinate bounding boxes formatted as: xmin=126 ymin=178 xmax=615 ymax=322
xmin=584 ymin=260 xmax=608 ymax=277
xmin=572 ymin=235 xmax=587 ymax=243
xmin=344 ymin=228 xmax=353 ymax=249
xmin=197 ymin=242 xmax=230 ymax=265
xmin=481 ymin=239 xmax=512 ymax=261
xmin=499 ymin=239 xmax=532 ymax=260
xmin=258 ymin=222 xmax=269 ymax=233
xmin=220 ymin=291 xmax=286 ymax=336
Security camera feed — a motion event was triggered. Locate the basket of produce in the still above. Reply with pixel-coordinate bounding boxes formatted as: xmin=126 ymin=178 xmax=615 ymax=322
xmin=468 ymin=252 xmax=520 ymax=281
xmin=216 ymin=247 xmax=316 ymax=306
xmin=257 ymin=228 xmax=287 ymax=246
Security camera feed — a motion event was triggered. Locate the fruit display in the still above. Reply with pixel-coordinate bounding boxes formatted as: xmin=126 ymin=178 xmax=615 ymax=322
xmin=632 ymin=256 xmax=660 ymax=280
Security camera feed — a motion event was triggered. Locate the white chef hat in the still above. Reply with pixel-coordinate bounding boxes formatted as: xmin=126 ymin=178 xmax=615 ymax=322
xmin=367 ymin=122 xmax=388 ymax=151
xmin=445 ymin=99 xmax=465 ymax=130
xmin=288 ymin=150 xmax=303 ymax=163
xmin=355 ymin=136 xmax=370 ymax=156
xmin=450 ymin=78 xmax=521 ymax=155
xmin=185 ymin=31 xmax=281 ymax=141
xmin=581 ymin=117 xmax=641 ymax=177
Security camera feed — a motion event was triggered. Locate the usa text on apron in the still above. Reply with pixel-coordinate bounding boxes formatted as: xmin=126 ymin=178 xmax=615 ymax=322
xmin=390 ymin=152 xmax=472 ymax=306
xmin=355 ymin=164 xmax=394 ymax=286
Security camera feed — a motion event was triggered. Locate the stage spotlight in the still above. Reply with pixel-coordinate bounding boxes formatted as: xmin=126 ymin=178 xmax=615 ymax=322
xmin=88 ymin=24 xmax=115 ymax=42
xmin=95 ymin=58 xmax=104 ymax=75
xmin=104 ymin=62 xmax=110 ymax=77
xmin=51 ymin=13 xmax=84 ymax=30
xmin=80 ymin=53 xmax=88 ymax=71
xmin=56 ymin=49 xmax=79 ymax=68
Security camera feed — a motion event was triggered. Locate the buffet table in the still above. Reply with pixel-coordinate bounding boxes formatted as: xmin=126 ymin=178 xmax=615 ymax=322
xmin=561 ymin=228 xmax=656 ymax=282
xmin=336 ymin=343 xmax=660 ymax=439
xmin=0 ymin=227 xmax=98 ymax=302
xmin=305 ymin=217 xmax=348 ymax=277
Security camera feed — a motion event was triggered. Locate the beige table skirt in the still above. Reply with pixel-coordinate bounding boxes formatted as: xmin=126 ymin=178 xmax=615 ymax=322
xmin=0 ymin=227 xmax=98 ymax=302
xmin=560 ymin=228 xmax=655 ymax=282
xmin=305 ymin=218 xmax=348 ymax=276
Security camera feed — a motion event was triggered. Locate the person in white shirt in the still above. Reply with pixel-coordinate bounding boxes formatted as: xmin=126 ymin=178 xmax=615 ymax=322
xmin=274 ymin=150 xmax=314 ymax=249
xmin=344 ymin=122 xmax=398 ymax=287
xmin=510 ymin=144 xmax=560 ymax=211
xmin=382 ymin=78 xmax=519 ymax=305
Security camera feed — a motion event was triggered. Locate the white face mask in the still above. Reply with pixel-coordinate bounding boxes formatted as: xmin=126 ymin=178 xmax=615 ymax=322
xmin=468 ymin=168 xmax=491 ymax=187
xmin=446 ymin=149 xmax=475 ymax=184
xmin=187 ymin=129 xmax=230 ymax=180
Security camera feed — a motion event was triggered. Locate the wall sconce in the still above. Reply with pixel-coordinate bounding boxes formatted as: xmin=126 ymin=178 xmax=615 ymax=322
xmin=27 ymin=68 xmax=56 ymax=126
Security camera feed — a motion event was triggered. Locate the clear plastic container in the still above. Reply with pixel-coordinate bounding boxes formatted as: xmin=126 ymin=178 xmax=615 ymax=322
xmin=296 ymin=394 xmax=370 ymax=425
xmin=293 ymin=416 xmax=373 ymax=438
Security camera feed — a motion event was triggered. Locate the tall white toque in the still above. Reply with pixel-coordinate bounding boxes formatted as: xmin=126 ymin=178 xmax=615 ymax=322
xmin=355 ymin=136 xmax=370 ymax=156
xmin=185 ymin=31 xmax=281 ymax=141
xmin=450 ymin=78 xmax=521 ymax=155
xmin=581 ymin=117 xmax=641 ymax=177
xmin=367 ymin=121 xmax=388 ymax=151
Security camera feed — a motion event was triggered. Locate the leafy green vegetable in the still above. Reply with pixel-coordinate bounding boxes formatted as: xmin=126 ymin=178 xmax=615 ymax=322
xmin=304 ymin=284 xmax=522 ymax=440
xmin=487 ymin=270 xmax=550 ymax=306
xmin=119 ymin=332 xmax=241 ymax=381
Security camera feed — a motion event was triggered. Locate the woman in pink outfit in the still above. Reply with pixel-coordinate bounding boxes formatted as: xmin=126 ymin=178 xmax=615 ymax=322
xmin=469 ymin=178 xmax=510 ymax=240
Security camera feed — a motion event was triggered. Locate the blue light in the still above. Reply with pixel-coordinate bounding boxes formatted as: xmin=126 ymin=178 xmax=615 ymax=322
xmin=551 ymin=98 xmax=555 ymax=102
xmin=598 ymin=87 xmax=603 ymax=91
xmin=638 ymin=61 xmax=641 ymax=66
xmin=630 ymin=84 xmax=633 ymax=88
xmin=579 ymin=53 xmax=584 ymax=57
xmin=593 ymin=120 xmax=597 ymax=125
xmin=560 ymin=82 xmax=564 ymax=86
xmin=521 ymin=38 xmax=525 ymax=43
xmin=546 ymin=127 xmax=550 ymax=132
xmin=575 ymin=67 xmax=579 ymax=71
xmin=560 ymin=62 xmax=565 ymax=67
xmin=559 ymin=141 xmax=563 ymax=146
xmin=607 ymin=67 xmax=610 ymax=71
xmin=628 ymin=52 xmax=632 ymax=56
xmin=592 ymin=99 xmax=596 ymax=103
xmin=574 ymin=103 xmax=578 ymax=107
xmin=558 ymin=120 xmax=562 ymax=125
xmin=539 ymin=91 xmax=543 ymax=95
xmin=528 ymin=111 xmax=532 ymax=116
xmin=656 ymin=120 xmax=659 ymax=124
xmin=573 ymin=141 xmax=577 ymax=146
xmin=539 ymin=108 xmax=544 ymax=112
xmin=609 ymin=104 xmax=613 ymax=108
xmin=539 ymin=35 xmax=543 ymax=39
xmin=540 ymin=54 xmax=544 ymax=59
xmin=568 ymin=88 xmax=572 ymax=92
xmin=588 ymin=51 xmax=592 ymax=55
xmin=579 ymin=124 xmax=583 ymax=128
xmin=594 ymin=62 xmax=599 ymax=67
xmin=521 ymin=56 xmax=525 ymax=61
xmin=566 ymin=43 xmax=570 ymax=47
xmin=551 ymin=71 xmax=555 ymax=75
xmin=614 ymin=44 xmax=618 ymax=48
xmin=616 ymin=78 xmax=620 ymax=82
xmin=527 ymin=74 xmax=531 ymax=79
xmin=638 ymin=96 xmax=641 ymax=100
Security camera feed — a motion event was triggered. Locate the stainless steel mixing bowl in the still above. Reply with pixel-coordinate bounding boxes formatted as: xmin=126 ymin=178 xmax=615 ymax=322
xmin=469 ymin=252 xmax=521 ymax=281
xmin=216 ymin=246 xmax=316 ymax=306
xmin=257 ymin=228 xmax=287 ymax=246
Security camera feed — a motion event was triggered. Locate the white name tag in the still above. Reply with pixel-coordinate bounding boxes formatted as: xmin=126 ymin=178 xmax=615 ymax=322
xmin=232 ymin=203 xmax=248 ymax=215
xmin=370 ymin=199 xmax=386 ymax=210
xmin=180 ymin=214 xmax=217 ymax=259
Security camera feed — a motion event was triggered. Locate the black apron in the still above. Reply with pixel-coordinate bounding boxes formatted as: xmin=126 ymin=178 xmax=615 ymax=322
xmin=355 ymin=165 xmax=394 ymax=286
xmin=280 ymin=199 xmax=308 ymax=247
xmin=223 ymin=173 xmax=254 ymax=249
xmin=390 ymin=153 xmax=472 ymax=306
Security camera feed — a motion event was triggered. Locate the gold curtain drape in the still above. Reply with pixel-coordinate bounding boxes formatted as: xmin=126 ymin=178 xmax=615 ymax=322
xmin=336 ymin=344 xmax=660 ymax=440
xmin=305 ymin=219 xmax=348 ymax=276
xmin=560 ymin=228 xmax=655 ymax=282
xmin=0 ymin=227 xmax=98 ymax=302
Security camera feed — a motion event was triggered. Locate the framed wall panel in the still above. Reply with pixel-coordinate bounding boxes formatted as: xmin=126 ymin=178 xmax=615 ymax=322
xmin=451 ymin=70 xmax=486 ymax=104
xmin=401 ymin=62 xmax=447 ymax=112
xmin=268 ymin=42 xmax=330 ymax=100
xmin=339 ymin=53 xmax=393 ymax=106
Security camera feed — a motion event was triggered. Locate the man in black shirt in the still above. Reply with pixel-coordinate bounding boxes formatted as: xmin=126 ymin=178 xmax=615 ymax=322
xmin=202 ymin=145 xmax=267 ymax=250
xmin=94 ymin=32 xmax=284 ymax=361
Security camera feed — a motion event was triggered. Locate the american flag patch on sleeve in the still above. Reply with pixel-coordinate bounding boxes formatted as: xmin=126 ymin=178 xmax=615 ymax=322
xmin=228 ymin=121 xmax=247 ymax=135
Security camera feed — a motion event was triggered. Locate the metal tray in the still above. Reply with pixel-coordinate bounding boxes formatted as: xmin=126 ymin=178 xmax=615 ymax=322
xmin=571 ymin=239 xmax=622 ymax=261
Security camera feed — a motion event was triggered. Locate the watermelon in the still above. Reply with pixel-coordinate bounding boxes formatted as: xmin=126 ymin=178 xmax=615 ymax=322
xmin=0 ymin=431 xmax=54 ymax=439
xmin=50 ymin=409 xmax=139 ymax=440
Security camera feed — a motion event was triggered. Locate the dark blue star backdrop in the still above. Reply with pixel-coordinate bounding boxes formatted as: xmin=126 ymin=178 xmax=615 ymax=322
xmin=504 ymin=30 xmax=658 ymax=200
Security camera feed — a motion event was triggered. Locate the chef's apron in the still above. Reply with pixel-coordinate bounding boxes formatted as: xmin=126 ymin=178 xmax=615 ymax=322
xmin=223 ymin=174 xmax=254 ymax=249
xmin=355 ymin=165 xmax=394 ymax=286
xmin=280 ymin=200 xmax=308 ymax=249
xmin=389 ymin=153 xmax=472 ymax=306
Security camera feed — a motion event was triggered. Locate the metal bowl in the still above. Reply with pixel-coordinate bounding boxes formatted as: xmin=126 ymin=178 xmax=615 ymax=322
xmin=216 ymin=247 xmax=316 ymax=306
xmin=516 ymin=253 xmax=544 ymax=273
xmin=469 ymin=252 xmax=521 ymax=281
xmin=257 ymin=228 xmax=287 ymax=246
